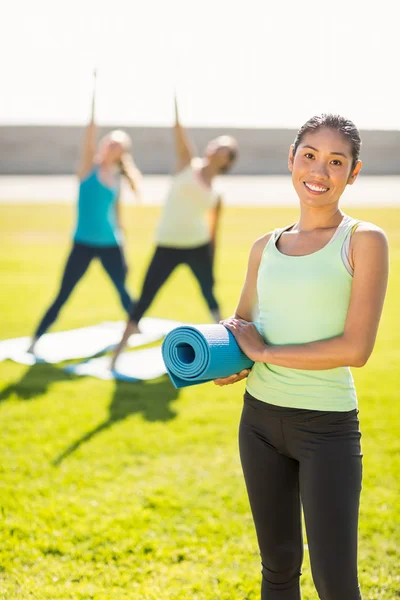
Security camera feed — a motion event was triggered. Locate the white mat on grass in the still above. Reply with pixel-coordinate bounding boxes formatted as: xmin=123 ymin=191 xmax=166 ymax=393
xmin=64 ymin=346 xmax=167 ymax=381
xmin=0 ymin=318 xmax=182 ymax=365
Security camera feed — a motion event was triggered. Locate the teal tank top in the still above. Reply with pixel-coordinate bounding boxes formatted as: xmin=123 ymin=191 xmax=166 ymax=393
xmin=246 ymin=216 xmax=359 ymax=411
xmin=73 ymin=167 xmax=121 ymax=246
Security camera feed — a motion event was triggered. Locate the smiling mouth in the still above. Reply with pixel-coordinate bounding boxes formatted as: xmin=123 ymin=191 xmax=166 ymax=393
xmin=303 ymin=182 xmax=329 ymax=194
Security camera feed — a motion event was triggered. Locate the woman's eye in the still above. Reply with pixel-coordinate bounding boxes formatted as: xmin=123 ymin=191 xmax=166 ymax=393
xmin=331 ymin=160 xmax=342 ymax=166
xmin=304 ymin=153 xmax=314 ymax=159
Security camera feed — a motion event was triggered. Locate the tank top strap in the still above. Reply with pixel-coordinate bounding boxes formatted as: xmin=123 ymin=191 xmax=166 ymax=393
xmin=328 ymin=215 xmax=361 ymax=247
xmin=268 ymin=217 xmax=361 ymax=257
xmin=273 ymin=223 xmax=296 ymax=243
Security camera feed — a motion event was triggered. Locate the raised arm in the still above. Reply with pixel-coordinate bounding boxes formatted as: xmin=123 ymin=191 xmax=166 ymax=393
xmin=173 ymin=93 xmax=196 ymax=172
xmin=226 ymin=224 xmax=389 ymax=369
xmin=77 ymin=70 xmax=97 ymax=180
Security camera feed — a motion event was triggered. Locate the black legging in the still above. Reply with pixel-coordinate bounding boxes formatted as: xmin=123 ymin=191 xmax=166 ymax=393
xmin=130 ymin=243 xmax=219 ymax=323
xmin=34 ymin=242 xmax=133 ymax=338
xmin=240 ymin=392 xmax=363 ymax=600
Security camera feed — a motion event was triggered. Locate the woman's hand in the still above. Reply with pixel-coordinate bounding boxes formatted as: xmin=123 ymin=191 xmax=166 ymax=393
xmin=214 ymin=368 xmax=251 ymax=387
xmin=222 ymin=318 xmax=267 ymax=363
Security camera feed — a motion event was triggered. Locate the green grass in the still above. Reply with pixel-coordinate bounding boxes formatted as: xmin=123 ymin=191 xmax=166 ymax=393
xmin=0 ymin=203 xmax=399 ymax=599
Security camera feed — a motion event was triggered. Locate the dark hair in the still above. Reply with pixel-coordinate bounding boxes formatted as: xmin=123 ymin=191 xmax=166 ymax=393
xmin=293 ymin=114 xmax=361 ymax=168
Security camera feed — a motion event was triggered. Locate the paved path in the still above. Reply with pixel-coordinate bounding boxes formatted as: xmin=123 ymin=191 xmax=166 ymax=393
xmin=1 ymin=175 xmax=399 ymax=207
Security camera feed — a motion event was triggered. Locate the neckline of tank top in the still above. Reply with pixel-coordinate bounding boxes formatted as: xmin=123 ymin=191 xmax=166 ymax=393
xmin=82 ymin=165 xmax=119 ymax=192
xmin=188 ymin=159 xmax=216 ymax=194
xmin=273 ymin=214 xmax=355 ymax=259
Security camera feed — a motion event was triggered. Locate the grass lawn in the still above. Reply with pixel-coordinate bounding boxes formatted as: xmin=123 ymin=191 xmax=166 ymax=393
xmin=0 ymin=203 xmax=399 ymax=599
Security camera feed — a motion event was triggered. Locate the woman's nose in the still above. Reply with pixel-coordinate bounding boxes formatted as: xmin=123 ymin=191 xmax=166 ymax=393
xmin=310 ymin=162 xmax=329 ymax=179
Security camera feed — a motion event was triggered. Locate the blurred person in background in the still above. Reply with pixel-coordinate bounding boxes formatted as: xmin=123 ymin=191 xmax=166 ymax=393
xmin=110 ymin=94 xmax=238 ymax=368
xmin=28 ymin=72 xmax=141 ymax=354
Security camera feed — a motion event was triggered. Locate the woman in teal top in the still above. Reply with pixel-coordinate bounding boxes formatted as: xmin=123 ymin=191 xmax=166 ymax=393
xmin=215 ymin=115 xmax=389 ymax=599
xmin=28 ymin=72 xmax=141 ymax=353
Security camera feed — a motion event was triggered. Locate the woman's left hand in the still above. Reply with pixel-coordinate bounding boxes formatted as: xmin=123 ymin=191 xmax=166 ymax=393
xmin=222 ymin=318 xmax=267 ymax=362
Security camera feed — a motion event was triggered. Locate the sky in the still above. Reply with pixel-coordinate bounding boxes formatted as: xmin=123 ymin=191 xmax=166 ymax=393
xmin=1 ymin=0 xmax=398 ymax=129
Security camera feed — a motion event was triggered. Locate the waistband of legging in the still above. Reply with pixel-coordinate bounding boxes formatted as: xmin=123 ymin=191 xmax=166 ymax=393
xmin=244 ymin=390 xmax=358 ymax=419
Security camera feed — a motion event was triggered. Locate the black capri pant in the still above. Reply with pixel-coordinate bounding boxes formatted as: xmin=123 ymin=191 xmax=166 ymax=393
xmin=130 ymin=243 xmax=219 ymax=323
xmin=240 ymin=391 xmax=363 ymax=600
xmin=34 ymin=242 xmax=133 ymax=338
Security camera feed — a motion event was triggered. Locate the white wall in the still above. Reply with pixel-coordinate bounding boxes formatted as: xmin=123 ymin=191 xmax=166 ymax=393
xmin=1 ymin=126 xmax=399 ymax=175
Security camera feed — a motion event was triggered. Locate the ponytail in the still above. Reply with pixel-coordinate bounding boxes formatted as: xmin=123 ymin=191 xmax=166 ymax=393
xmin=119 ymin=153 xmax=142 ymax=202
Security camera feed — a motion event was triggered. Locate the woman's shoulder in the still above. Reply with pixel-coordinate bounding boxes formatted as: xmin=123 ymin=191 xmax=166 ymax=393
xmin=251 ymin=231 xmax=275 ymax=258
xmin=351 ymin=221 xmax=388 ymax=259
xmin=173 ymin=157 xmax=199 ymax=178
xmin=353 ymin=220 xmax=385 ymax=233
xmin=191 ymin=156 xmax=203 ymax=168
xmin=253 ymin=222 xmax=294 ymax=248
xmin=353 ymin=221 xmax=388 ymax=243
xmin=251 ymin=223 xmax=296 ymax=258
xmin=79 ymin=164 xmax=98 ymax=184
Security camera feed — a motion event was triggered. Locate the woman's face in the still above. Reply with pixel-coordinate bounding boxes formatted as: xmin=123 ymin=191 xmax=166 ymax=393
xmin=98 ymin=136 xmax=127 ymax=164
xmin=98 ymin=133 xmax=126 ymax=165
xmin=205 ymin=136 xmax=237 ymax=172
xmin=288 ymin=127 xmax=362 ymax=208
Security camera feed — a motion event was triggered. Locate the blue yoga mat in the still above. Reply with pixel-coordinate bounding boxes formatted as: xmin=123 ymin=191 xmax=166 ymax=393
xmin=162 ymin=324 xmax=254 ymax=388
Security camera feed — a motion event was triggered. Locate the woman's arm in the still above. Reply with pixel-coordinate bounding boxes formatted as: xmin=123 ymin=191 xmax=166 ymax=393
xmin=209 ymin=196 xmax=222 ymax=245
xmin=77 ymin=70 xmax=97 ymax=180
xmin=209 ymin=195 xmax=223 ymax=262
xmin=226 ymin=224 xmax=389 ymax=369
xmin=233 ymin=233 xmax=272 ymax=321
xmin=213 ymin=233 xmax=271 ymax=386
xmin=174 ymin=93 xmax=196 ymax=172
xmin=115 ymin=194 xmax=123 ymax=232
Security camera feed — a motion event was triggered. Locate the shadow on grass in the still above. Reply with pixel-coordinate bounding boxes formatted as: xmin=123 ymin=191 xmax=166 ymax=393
xmin=52 ymin=375 xmax=179 ymax=466
xmin=0 ymin=362 xmax=76 ymax=402
xmin=0 ymin=363 xmax=180 ymax=465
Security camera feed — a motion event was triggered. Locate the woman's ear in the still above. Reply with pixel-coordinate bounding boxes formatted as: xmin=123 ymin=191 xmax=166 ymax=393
xmin=347 ymin=160 xmax=363 ymax=185
xmin=288 ymin=145 xmax=295 ymax=172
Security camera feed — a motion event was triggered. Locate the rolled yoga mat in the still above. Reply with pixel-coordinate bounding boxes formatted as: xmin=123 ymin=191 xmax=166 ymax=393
xmin=162 ymin=324 xmax=254 ymax=388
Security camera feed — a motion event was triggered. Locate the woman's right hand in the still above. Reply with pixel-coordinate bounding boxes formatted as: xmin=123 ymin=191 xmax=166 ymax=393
xmin=214 ymin=369 xmax=251 ymax=387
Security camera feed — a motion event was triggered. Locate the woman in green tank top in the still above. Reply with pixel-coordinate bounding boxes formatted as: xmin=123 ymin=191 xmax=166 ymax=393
xmin=215 ymin=115 xmax=389 ymax=599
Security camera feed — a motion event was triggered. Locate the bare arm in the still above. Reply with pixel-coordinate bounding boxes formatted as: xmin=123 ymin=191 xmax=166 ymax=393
xmin=226 ymin=224 xmax=389 ymax=369
xmin=174 ymin=93 xmax=196 ymax=172
xmin=209 ymin=196 xmax=222 ymax=244
xmin=115 ymin=194 xmax=123 ymax=231
xmin=209 ymin=196 xmax=223 ymax=262
xmin=213 ymin=234 xmax=271 ymax=386
xmin=77 ymin=70 xmax=97 ymax=180
xmin=234 ymin=233 xmax=272 ymax=321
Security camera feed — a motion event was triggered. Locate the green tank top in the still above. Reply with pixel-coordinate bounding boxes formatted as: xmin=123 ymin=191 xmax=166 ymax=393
xmin=246 ymin=216 xmax=359 ymax=411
